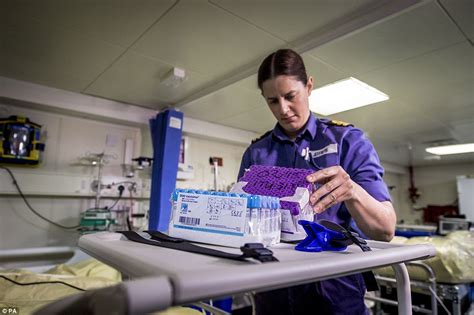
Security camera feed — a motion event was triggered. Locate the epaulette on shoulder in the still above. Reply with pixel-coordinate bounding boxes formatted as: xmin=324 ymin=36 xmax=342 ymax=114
xmin=328 ymin=120 xmax=353 ymax=127
xmin=251 ymin=130 xmax=272 ymax=144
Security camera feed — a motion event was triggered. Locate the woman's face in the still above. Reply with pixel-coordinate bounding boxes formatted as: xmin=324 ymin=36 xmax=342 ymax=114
xmin=261 ymin=75 xmax=313 ymax=139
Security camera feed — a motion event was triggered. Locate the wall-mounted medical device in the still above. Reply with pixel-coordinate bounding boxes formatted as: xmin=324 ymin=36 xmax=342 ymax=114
xmin=0 ymin=116 xmax=45 ymax=166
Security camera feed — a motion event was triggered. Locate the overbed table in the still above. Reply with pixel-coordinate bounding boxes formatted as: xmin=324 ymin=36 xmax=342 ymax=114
xmin=79 ymin=232 xmax=436 ymax=315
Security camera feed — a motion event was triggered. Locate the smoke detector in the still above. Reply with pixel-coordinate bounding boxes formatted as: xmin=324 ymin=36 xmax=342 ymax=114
xmin=160 ymin=67 xmax=186 ymax=88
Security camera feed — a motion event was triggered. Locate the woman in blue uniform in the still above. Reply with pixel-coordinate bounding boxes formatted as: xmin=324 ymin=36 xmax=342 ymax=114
xmin=238 ymin=49 xmax=396 ymax=314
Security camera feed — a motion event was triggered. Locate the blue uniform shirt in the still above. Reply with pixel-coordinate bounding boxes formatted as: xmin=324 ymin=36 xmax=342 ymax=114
xmin=238 ymin=113 xmax=390 ymax=237
xmin=238 ymin=114 xmax=390 ymax=314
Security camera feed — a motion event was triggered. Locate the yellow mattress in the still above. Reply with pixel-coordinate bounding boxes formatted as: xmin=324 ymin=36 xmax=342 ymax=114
xmin=375 ymin=231 xmax=474 ymax=284
xmin=0 ymin=258 xmax=202 ymax=315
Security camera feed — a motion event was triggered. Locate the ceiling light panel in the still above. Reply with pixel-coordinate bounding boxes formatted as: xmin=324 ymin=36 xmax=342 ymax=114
xmin=309 ymin=77 xmax=389 ymax=116
xmin=426 ymin=143 xmax=474 ymax=155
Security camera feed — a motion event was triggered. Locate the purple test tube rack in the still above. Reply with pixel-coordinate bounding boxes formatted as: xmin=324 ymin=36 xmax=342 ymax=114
xmin=239 ymin=165 xmax=313 ymax=215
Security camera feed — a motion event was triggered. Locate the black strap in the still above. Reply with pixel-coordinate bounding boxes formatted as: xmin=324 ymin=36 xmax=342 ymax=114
xmin=147 ymin=231 xmax=278 ymax=263
xmin=329 ymin=229 xmax=379 ymax=292
xmin=119 ymin=230 xmax=376 ymax=289
xmin=118 ymin=231 xmax=278 ymax=264
xmin=146 ymin=230 xmax=186 ymax=243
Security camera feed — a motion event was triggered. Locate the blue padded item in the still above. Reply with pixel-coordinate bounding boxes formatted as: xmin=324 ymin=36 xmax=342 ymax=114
xmin=295 ymin=220 xmax=348 ymax=252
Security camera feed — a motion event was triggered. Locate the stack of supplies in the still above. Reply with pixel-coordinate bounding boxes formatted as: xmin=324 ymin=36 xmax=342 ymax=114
xmin=235 ymin=165 xmax=315 ymax=241
xmin=168 ymin=189 xmax=281 ymax=248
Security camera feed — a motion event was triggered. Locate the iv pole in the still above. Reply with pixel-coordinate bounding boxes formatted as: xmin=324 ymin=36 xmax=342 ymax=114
xmin=94 ymin=153 xmax=105 ymax=209
xmin=210 ymin=157 xmax=219 ymax=191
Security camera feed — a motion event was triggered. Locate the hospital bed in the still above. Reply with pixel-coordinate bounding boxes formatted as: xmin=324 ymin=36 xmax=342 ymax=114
xmin=369 ymin=231 xmax=474 ymax=315
xmin=31 ymin=231 xmax=436 ymax=315
xmin=0 ymin=246 xmax=88 ymax=272
xmin=0 ymin=246 xmax=124 ymax=314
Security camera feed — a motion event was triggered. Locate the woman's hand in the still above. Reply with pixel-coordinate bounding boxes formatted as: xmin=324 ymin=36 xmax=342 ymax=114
xmin=306 ymin=165 xmax=396 ymax=241
xmin=306 ymin=166 xmax=356 ymax=213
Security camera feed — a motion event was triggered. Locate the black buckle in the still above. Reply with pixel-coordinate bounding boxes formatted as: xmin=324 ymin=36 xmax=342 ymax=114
xmin=347 ymin=232 xmax=371 ymax=252
xmin=240 ymin=243 xmax=279 ymax=263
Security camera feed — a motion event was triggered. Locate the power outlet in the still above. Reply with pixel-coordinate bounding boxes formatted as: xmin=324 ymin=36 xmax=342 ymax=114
xmin=209 ymin=157 xmax=223 ymax=166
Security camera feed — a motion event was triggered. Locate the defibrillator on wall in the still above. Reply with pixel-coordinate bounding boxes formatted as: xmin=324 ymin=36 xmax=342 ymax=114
xmin=0 ymin=116 xmax=45 ymax=166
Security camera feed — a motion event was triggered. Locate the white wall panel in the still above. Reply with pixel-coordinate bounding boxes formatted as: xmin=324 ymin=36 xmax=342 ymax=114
xmin=0 ymin=104 xmax=145 ymax=249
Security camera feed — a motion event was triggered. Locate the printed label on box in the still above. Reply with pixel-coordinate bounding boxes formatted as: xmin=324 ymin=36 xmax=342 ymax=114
xmin=281 ymin=209 xmax=297 ymax=234
xmin=173 ymin=193 xmax=247 ymax=236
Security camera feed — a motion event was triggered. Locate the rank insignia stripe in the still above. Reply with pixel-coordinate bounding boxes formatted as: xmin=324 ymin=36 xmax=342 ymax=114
xmin=328 ymin=120 xmax=353 ymax=127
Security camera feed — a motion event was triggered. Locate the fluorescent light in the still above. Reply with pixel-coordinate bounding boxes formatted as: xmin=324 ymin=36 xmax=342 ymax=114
xmin=425 ymin=143 xmax=474 ymax=155
xmin=309 ymin=77 xmax=389 ymax=115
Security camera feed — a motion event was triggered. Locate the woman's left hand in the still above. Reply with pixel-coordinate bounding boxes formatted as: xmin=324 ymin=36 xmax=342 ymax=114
xmin=306 ymin=166 xmax=357 ymax=213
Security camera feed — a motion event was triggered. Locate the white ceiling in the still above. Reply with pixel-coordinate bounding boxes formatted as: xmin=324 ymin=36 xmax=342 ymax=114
xmin=1 ymin=0 xmax=473 ymax=167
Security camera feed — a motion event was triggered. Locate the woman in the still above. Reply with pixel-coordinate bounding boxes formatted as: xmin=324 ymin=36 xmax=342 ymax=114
xmin=238 ymin=49 xmax=396 ymax=314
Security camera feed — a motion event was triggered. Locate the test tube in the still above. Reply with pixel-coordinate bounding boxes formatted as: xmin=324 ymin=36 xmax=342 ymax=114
xmin=250 ymin=195 xmax=260 ymax=236
xmin=255 ymin=195 xmax=262 ymax=236
xmin=269 ymin=196 xmax=276 ymax=234
xmin=260 ymin=196 xmax=267 ymax=236
xmin=248 ymin=195 xmax=255 ymax=235
xmin=263 ymin=196 xmax=270 ymax=235
xmin=269 ymin=196 xmax=275 ymax=234
xmin=243 ymin=194 xmax=251 ymax=234
xmin=169 ymin=189 xmax=181 ymax=223
xmin=273 ymin=197 xmax=281 ymax=233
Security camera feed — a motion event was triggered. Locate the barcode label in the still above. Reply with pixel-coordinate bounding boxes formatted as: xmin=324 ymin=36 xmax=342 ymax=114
xmin=179 ymin=216 xmax=200 ymax=226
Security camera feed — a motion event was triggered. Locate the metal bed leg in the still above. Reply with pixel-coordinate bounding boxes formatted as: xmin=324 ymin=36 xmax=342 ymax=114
xmin=409 ymin=261 xmax=438 ymax=315
xmin=373 ymin=262 xmax=439 ymax=314
xmin=392 ymin=263 xmax=412 ymax=315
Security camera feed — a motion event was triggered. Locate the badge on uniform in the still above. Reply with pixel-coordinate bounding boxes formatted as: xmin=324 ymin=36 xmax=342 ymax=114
xmin=301 ymin=144 xmax=338 ymax=160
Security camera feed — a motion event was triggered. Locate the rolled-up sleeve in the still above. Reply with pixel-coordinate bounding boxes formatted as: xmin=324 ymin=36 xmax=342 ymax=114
xmin=341 ymin=129 xmax=391 ymax=202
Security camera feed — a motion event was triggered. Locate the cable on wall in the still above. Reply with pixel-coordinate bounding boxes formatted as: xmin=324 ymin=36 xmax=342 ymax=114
xmin=0 ymin=166 xmax=81 ymax=230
